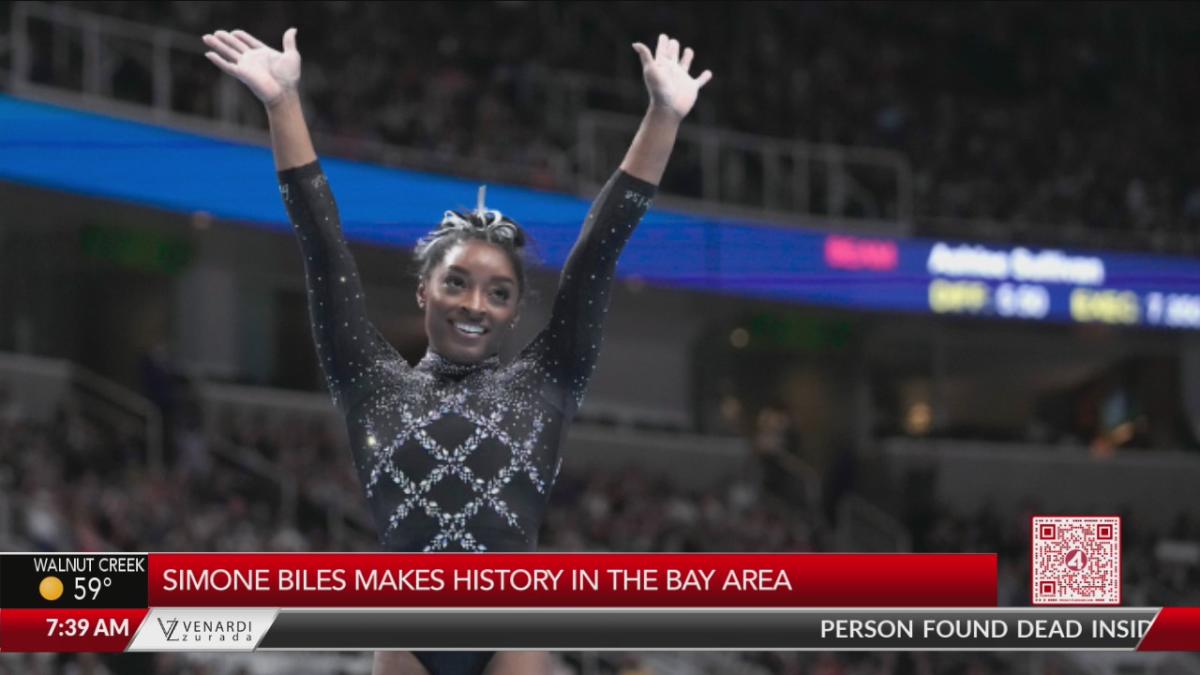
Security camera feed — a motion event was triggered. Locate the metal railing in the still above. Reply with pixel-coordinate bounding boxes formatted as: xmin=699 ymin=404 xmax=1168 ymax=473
xmin=0 ymin=351 xmax=163 ymax=471
xmin=197 ymin=381 xmax=375 ymax=550
xmin=920 ymin=212 xmax=1200 ymax=256
xmin=71 ymin=364 xmax=164 ymax=471
xmin=578 ymin=111 xmax=914 ymax=230
xmin=748 ymin=444 xmax=912 ymax=553
xmin=198 ymin=380 xmax=749 ymax=491
xmin=883 ymin=436 xmax=1200 ymax=529
xmin=7 ymin=0 xmax=914 ymax=231
xmin=10 ymin=1 xmax=206 ymax=118
xmin=210 ymin=437 xmax=375 ymax=551
xmin=5 ymin=1 xmax=571 ymax=189
xmin=209 ymin=439 xmax=299 ymax=528
xmin=197 ymin=380 xmax=341 ymax=441
xmin=754 ymin=446 xmax=825 ymax=517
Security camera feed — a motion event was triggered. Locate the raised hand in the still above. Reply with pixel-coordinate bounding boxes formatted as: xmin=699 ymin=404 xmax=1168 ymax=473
xmin=632 ymin=34 xmax=713 ymax=120
xmin=202 ymin=28 xmax=301 ymax=108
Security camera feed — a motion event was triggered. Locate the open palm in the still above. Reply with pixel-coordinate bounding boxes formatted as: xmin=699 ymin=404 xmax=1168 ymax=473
xmin=202 ymin=28 xmax=301 ymax=107
xmin=632 ymin=34 xmax=713 ymax=120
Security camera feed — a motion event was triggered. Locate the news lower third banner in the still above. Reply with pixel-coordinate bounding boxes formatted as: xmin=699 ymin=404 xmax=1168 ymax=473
xmin=1 ymin=552 xmax=1197 ymax=651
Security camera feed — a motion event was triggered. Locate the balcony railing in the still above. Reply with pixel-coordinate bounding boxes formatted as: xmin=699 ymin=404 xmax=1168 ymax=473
xmin=7 ymin=0 xmax=913 ymax=234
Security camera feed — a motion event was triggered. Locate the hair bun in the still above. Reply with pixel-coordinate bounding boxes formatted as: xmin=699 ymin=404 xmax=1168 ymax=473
xmin=486 ymin=219 xmax=525 ymax=248
xmin=436 ymin=208 xmax=525 ymax=250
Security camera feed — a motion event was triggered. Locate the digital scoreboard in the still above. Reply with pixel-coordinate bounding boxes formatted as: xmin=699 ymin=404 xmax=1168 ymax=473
xmin=711 ymin=233 xmax=1200 ymax=330
xmin=919 ymin=241 xmax=1200 ymax=328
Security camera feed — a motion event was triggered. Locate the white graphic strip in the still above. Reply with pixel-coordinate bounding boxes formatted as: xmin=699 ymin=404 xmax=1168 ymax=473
xmin=127 ymin=608 xmax=278 ymax=651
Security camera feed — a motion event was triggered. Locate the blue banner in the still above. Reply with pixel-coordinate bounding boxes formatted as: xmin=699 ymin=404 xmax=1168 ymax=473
xmin=2 ymin=95 xmax=1199 ymax=329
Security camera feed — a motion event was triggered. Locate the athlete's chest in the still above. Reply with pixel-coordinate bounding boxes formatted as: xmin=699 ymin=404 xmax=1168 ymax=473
xmin=350 ymin=365 xmax=559 ymax=458
xmin=351 ymin=367 xmax=565 ymax=534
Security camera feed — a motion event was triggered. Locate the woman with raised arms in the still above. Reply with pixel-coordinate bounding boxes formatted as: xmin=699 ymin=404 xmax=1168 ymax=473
xmin=202 ymin=25 xmax=711 ymax=675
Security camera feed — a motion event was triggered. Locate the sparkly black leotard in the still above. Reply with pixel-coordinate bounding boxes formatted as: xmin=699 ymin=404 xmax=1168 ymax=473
xmin=278 ymin=161 xmax=653 ymax=673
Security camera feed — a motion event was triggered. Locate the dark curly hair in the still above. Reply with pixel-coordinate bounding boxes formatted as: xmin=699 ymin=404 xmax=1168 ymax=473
xmin=413 ymin=188 xmax=531 ymax=297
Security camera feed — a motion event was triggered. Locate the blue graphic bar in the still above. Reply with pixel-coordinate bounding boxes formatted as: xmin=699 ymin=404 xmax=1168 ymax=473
xmin=3 ymin=94 xmax=1200 ymax=329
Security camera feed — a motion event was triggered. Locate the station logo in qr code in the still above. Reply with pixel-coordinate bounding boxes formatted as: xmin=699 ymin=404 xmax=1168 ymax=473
xmin=1031 ymin=516 xmax=1121 ymax=605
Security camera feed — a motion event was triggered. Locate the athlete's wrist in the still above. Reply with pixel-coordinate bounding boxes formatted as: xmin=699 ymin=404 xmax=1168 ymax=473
xmin=646 ymin=101 xmax=685 ymax=126
xmin=265 ymin=88 xmax=302 ymax=114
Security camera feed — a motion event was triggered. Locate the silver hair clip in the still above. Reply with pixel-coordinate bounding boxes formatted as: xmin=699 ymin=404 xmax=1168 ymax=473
xmin=475 ymin=185 xmax=506 ymax=227
xmin=440 ymin=210 xmax=472 ymax=230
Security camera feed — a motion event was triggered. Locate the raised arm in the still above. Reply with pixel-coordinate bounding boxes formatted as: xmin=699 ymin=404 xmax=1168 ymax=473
xmin=526 ymin=34 xmax=711 ymax=414
xmin=202 ymin=28 xmax=404 ymax=412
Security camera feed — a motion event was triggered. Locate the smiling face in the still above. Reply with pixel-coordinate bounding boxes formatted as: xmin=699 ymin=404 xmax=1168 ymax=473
xmin=417 ymin=239 xmax=522 ymax=363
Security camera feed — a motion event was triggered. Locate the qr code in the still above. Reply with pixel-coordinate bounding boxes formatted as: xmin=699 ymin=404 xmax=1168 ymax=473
xmin=1031 ymin=516 xmax=1121 ymax=605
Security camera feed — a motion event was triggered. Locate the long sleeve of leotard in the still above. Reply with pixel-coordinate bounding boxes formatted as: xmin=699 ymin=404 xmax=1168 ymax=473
xmin=278 ymin=160 xmax=405 ymax=413
xmin=524 ymin=169 xmax=656 ymax=415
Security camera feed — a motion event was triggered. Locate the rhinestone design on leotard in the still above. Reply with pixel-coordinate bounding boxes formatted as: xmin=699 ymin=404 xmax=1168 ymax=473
xmin=279 ymin=161 xmax=653 ymax=552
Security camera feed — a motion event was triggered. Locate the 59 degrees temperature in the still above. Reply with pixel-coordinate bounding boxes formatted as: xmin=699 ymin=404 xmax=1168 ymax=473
xmin=74 ymin=576 xmax=113 ymax=601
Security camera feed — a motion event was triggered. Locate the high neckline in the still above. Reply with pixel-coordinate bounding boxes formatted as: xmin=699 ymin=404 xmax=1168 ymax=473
xmin=415 ymin=349 xmax=500 ymax=379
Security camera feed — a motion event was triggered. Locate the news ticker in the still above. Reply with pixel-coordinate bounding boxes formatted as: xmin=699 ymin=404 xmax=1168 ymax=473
xmin=2 ymin=552 xmax=1198 ymax=652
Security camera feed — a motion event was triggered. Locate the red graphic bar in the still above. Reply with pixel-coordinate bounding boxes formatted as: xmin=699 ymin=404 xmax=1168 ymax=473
xmin=1138 ymin=608 xmax=1200 ymax=651
xmin=148 ymin=553 xmax=996 ymax=607
xmin=0 ymin=609 xmax=147 ymax=652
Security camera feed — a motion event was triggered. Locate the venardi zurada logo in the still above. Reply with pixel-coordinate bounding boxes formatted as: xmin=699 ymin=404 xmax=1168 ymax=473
xmin=156 ymin=617 xmax=179 ymax=641
xmin=156 ymin=616 xmax=253 ymax=643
